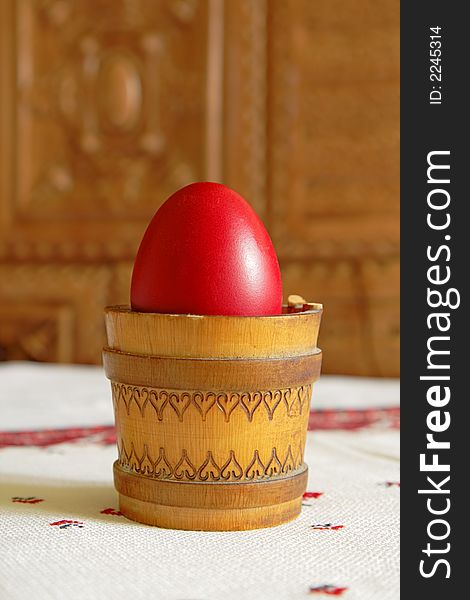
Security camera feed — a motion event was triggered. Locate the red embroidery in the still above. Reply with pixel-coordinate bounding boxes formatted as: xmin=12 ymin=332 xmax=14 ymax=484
xmin=100 ymin=508 xmax=123 ymax=516
xmin=302 ymin=492 xmax=324 ymax=506
xmin=0 ymin=408 xmax=400 ymax=449
xmin=309 ymin=585 xmax=348 ymax=595
xmin=311 ymin=523 xmax=344 ymax=531
xmin=384 ymin=481 xmax=400 ymax=487
xmin=0 ymin=426 xmax=116 ymax=448
xmin=308 ymin=407 xmax=400 ymax=431
xmin=50 ymin=520 xmax=84 ymax=529
xmin=11 ymin=496 xmax=44 ymax=504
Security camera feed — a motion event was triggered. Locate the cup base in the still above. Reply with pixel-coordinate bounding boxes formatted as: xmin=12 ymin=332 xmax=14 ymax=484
xmin=113 ymin=461 xmax=308 ymax=531
xmin=118 ymin=494 xmax=302 ymax=531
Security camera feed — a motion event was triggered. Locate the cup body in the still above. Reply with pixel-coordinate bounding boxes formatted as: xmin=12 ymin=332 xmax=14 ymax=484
xmin=104 ymin=303 xmax=322 ymax=531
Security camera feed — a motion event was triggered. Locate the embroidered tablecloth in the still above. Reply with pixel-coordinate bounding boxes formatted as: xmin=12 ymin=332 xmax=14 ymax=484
xmin=0 ymin=362 xmax=399 ymax=600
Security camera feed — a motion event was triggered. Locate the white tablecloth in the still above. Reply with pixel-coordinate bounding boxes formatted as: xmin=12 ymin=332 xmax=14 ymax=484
xmin=0 ymin=363 xmax=399 ymax=600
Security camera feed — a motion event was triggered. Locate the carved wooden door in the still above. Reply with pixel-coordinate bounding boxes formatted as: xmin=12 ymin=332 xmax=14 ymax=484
xmin=0 ymin=0 xmax=399 ymax=375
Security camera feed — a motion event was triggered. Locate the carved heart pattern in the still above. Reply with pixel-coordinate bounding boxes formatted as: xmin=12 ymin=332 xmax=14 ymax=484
xmin=153 ymin=447 xmax=173 ymax=478
xmin=139 ymin=445 xmax=154 ymax=476
xmin=132 ymin=387 xmax=149 ymax=416
xmin=117 ymin=444 xmax=304 ymax=482
xmin=240 ymin=392 xmax=263 ymax=422
xmin=169 ymin=392 xmax=192 ymax=421
xmin=191 ymin=392 xmax=216 ymax=421
xmin=118 ymin=439 xmax=130 ymax=467
xmin=265 ymin=448 xmax=282 ymax=476
xmin=245 ymin=450 xmax=266 ymax=480
xmin=127 ymin=442 xmax=142 ymax=473
xmin=220 ymin=450 xmax=243 ymax=480
xmin=116 ymin=384 xmax=132 ymax=416
xmin=297 ymin=385 xmax=311 ymax=415
xmin=174 ymin=449 xmax=197 ymax=480
xmin=281 ymin=445 xmax=295 ymax=473
xmin=112 ymin=383 xmax=309 ymax=423
xmin=216 ymin=393 xmax=240 ymax=422
xmin=149 ymin=390 xmax=169 ymax=420
xmin=263 ymin=390 xmax=283 ymax=420
xmin=283 ymin=388 xmax=298 ymax=416
xmin=197 ymin=451 xmax=221 ymax=481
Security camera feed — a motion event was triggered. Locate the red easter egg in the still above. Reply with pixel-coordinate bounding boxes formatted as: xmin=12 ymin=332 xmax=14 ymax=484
xmin=131 ymin=182 xmax=282 ymax=316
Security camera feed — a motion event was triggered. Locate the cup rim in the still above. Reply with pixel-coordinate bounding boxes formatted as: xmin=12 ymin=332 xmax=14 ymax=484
xmin=104 ymin=303 xmax=323 ymax=320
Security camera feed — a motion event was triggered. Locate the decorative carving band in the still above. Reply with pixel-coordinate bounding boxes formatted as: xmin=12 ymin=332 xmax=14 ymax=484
xmin=117 ymin=441 xmax=304 ymax=483
xmin=111 ymin=382 xmax=312 ymax=422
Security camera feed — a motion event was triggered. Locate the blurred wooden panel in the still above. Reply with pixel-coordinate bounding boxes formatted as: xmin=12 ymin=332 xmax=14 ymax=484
xmin=1 ymin=0 xmax=217 ymax=261
xmin=0 ymin=264 xmax=111 ymax=363
xmin=222 ymin=0 xmax=267 ymax=219
xmin=0 ymin=0 xmax=399 ymax=375
xmin=0 ymin=303 xmax=74 ymax=362
xmin=268 ymin=0 xmax=399 ymax=375
xmin=0 ymin=0 xmax=224 ymax=364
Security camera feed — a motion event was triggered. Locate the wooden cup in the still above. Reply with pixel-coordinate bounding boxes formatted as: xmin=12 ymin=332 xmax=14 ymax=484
xmin=103 ymin=302 xmax=322 ymax=531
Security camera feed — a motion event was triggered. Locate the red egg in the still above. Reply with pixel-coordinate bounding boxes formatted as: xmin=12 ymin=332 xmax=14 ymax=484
xmin=130 ymin=182 xmax=282 ymax=316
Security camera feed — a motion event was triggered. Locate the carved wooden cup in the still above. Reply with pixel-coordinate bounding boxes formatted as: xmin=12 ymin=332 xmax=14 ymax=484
xmin=103 ymin=303 xmax=322 ymax=531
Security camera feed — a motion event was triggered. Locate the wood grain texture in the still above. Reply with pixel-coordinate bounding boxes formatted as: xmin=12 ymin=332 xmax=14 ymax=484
xmin=0 ymin=264 xmax=111 ymax=363
xmin=118 ymin=495 xmax=303 ymax=531
xmin=104 ymin=304 xmax=322 ymax=530
xmin=103 ymin=348 xmax=321 ymax=390
xmin=104 ymin=304 xmax=322 ymax=358
xmin=0 ymin=0 xmax=399 ymax=375
xmin=268 ymin=0 xmax=399 ymax=375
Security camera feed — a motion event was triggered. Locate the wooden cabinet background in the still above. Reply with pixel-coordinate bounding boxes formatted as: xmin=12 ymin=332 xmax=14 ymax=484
xmin=0 ymin=0 xmax=399 ymax=376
